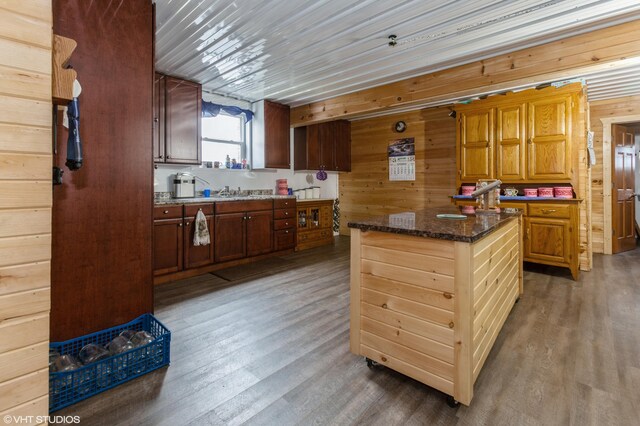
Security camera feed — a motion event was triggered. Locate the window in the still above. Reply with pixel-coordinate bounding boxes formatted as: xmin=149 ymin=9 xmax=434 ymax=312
xmin=201 ymin=113 xmax=247 ymax=166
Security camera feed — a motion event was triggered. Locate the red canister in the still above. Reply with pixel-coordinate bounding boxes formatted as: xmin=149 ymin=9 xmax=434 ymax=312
xmin=538 ymin=187 xmax=553 ymax=198
xmin=461 ymin=185 xmax=475 ymax=196
xmin=523 ymin=188 xmax=538 ymax=197
xmin=554 ymin=187 xmax=573 ymax=198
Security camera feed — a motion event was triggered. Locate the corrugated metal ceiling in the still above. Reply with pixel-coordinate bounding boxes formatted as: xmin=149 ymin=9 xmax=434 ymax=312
xmin=155 ymin=0 xmax=640 ymax=107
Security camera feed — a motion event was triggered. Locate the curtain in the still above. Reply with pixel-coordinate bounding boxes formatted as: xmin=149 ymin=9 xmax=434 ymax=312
xmin=202 ymin=100 xmax=254 ymax=122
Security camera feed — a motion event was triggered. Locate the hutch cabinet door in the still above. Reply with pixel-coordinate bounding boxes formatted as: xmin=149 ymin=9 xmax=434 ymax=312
xmin=527 ymin=95 xmax=572 ymax=180
xmin=458 ymin=108 xmax=494 ymax=181
xmin=496 ymin=103 xmax=526 ymax=182
xmin=524 ymin=217 xmax=570 ymax=265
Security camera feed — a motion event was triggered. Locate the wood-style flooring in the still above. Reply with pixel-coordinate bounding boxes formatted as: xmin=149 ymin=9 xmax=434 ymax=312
xmin=58 ymin=237 xmax=640 ymax=425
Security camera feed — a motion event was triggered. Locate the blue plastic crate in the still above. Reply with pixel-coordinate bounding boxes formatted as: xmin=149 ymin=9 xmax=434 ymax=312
xmin=49 ymin=313 xmax=171 ymax=412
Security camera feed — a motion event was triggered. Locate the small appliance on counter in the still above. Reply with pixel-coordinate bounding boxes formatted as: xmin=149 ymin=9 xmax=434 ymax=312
xmin=173 ymin=172 xmax=196 ymax=198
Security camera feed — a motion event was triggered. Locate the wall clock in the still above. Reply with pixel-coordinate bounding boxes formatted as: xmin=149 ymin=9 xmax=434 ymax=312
xmin=394 ymin=121 xmax=407 ymax=133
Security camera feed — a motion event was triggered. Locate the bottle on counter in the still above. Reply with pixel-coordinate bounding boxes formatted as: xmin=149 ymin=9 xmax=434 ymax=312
xmin=225 ymin=155 xmax=231 ymax=169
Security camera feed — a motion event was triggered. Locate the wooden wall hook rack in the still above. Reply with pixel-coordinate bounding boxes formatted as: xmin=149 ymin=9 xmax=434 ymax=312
xmin=52 ymin=34 xmax=78 ymax=104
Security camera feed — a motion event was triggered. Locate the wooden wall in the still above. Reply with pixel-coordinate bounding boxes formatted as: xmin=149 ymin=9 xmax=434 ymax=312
xmin=589 ymin=95 xmax=640 ymax=253
xmin=340 ymin=108 xmax=456 ymax=234
xmin=0 ymin=0 xmax=52 ymax=420
xmin=51 ymin=0 xmax=154 ymax=340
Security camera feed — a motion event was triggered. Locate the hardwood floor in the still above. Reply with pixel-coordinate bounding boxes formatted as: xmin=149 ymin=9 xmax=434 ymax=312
xmin=57 ymin=237 xmax=640 ymax=425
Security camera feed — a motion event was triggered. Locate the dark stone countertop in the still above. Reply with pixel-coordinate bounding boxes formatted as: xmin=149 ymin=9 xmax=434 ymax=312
xmin=347 ymin=206 xmax=522 ymax=243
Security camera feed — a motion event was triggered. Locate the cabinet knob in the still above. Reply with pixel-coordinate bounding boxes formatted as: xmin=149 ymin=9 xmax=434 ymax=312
xmin=248 ymin=216 xmax=252 ymax=220
xmin=186 ymin=222 xmax=190 ymax=226
xmin=285 ymin=212 xmax=288 ymax=216
xmin=178 ymin=223 xmax=182 ymax=227
xmin=527 ymin=138 xmax=532 ymax=144
xmin=285 ymin=222 xmax=289 ymax=226
xmin=154 ymin=118 xmax=159 ymax=123
xmin=163 ymin=210 xmax=169 ymax=214
xmin=166 ymin=155 xmax=171 ymax=159
xmin=285 ymin=230 xmax=289 ymax=234
xmin=243 ymin=216 xmax=247 ymax=220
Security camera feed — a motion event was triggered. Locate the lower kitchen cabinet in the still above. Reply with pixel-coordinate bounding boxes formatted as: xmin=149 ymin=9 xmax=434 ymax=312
xmin=246 ymin=210 xmax=274 ymax=256
xmin=454 ymin=198 xmax=579 ymax=279
xmin=184 ymin=205 xmax=215 ymax=269
xmin=296 ymin=199 xmax=334 ymax=250
xmin=214 ymin=200 xmax=274 ymax=262
xmin=153 ymin=218 xmax=184 ymax=276
xmin=523 ymin=202 xmax=578 ymax=279
xmin=153 ymin=205 xmax=184 ymax=276
xmin=214 ymin=213 xmax=246 ymax=262
xmin=154 ymin=198 xmax=296 ymax=282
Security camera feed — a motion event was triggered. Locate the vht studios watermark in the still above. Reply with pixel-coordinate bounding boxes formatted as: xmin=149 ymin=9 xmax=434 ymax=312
xmin=3 ymin=415 xmax=80 ymax=424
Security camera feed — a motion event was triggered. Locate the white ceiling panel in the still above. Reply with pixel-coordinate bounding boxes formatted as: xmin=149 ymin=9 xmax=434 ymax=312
xmin=155 ymin=0 xmax=640 ymax=106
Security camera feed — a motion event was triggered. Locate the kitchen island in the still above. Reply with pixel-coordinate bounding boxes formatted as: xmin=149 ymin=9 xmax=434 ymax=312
xmin=348 ymin=207 xmax=522 ymax=406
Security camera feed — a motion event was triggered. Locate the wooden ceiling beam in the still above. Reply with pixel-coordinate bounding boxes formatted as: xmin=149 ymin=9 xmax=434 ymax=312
xmin=290 ymin=19 xmax=640 ymax=127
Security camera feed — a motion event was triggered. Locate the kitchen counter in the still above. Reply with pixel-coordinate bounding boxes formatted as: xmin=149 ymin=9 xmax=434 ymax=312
xmin=154 ymin=195 xmax=296 ymax=205
xmin=347 ymin=206 xmax=521 ymax=243
xmin=349 ymin=206 xmax=522 ymax=406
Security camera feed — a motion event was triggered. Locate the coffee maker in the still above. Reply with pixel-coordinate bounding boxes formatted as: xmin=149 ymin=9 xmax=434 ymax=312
xmin=173 ymin=172 xmax=196 ymax=198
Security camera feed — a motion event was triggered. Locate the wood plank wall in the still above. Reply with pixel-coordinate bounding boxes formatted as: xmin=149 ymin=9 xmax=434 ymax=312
xmin=589 ymin=95 xmax=640 ymax=253
xmin=0 ymin=0 xmax=52 ymax=420
xmin=340 ymin=108 xmax=456 ymax=235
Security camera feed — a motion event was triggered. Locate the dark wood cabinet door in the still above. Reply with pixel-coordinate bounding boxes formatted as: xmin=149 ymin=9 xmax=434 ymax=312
xmin=293 ymin=127 xmax=308 ymax=171
xmin=153 ymin=218 xmax=184 ymax=276
xmin=215 ymin=213 xmax=246 ymax=262
xmin=319 ymin=122 xmax=335 ymax=170
xmin=334 ymin=120 xmax=351 ymax=171
xmin=153 ymin=73 xmax=165 ymax=162
xmin=306 ymin=124 xmax=321 ymax=170
xmin=246 ymin=210 xmax=273 ymax=257
xmin=184 ymin=214 xmax=215 ymax=269
xmin=264 ymin=100 xmax=290 ymax=169
xmin=165 ymin=76 xmax=202 ymax=164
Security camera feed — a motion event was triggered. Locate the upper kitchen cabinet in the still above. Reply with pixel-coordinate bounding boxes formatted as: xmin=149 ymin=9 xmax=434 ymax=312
xmin=457 ymin=108 xmax=494 ymax=182
xmin=496 ymin=103 xmax=526 ymax=181
xmin=294 ymin=120 xmax=351 ymax=172
xmin=527 ymin=95 xmax=572 ymax=180
xmin=455 ymin=83 xmax=581 ymax=186
xmin=154 ymin=74 xmax=202 ymax=164
xmin=252 ymin=100 xmax=290 ymax=169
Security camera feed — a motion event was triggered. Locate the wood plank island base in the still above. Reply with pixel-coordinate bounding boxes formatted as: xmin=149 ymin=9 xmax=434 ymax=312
xmin=348 ymin=207 xmax=523 ymax=406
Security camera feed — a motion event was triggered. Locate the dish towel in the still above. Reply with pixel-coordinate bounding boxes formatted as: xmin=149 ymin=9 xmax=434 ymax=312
xmin=193 ymin=210 xmax=210 ymax=246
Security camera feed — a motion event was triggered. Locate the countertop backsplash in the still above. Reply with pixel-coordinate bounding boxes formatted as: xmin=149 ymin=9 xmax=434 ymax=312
xmin=154 ymin=163 xmax=339 ymax=200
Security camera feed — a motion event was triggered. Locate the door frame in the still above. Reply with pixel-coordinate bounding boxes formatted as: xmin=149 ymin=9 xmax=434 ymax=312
xmin=601 ymin=115 xmax=640 ymax=254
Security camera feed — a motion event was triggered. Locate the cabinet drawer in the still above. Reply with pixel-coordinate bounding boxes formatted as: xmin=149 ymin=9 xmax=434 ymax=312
xmin=274 ymin=218 xmax=295 ymax=230
xmin=154 ymin=205 xmax=183 ymax=219
xmin=274 ymin=208 xmax=295 ymax=219
xmin=298 ymin=228 xmax=333 ymax=243
xmin=274 ymin=198 xmax=296 ymax=209
xmin=215 ymin=200 xmax=273 ymax=214
xmin=274 ymin=229 xmax=295 ymax=250
xmin=528 ymin=203 xmax=571 ymax=219
xmin=184 ymin=203 xmax=214 ymax=216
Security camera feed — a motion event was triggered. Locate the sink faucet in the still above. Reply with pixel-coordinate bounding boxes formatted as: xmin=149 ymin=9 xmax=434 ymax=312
xmin=217 ymin=185 xmax=230 ymax=197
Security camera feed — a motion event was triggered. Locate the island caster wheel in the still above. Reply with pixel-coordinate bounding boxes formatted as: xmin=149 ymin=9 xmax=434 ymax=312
xmin=365 ymin=357 xmax=378 ymax=369
xmin=446 ymin=395 xmax=460 ymax=408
